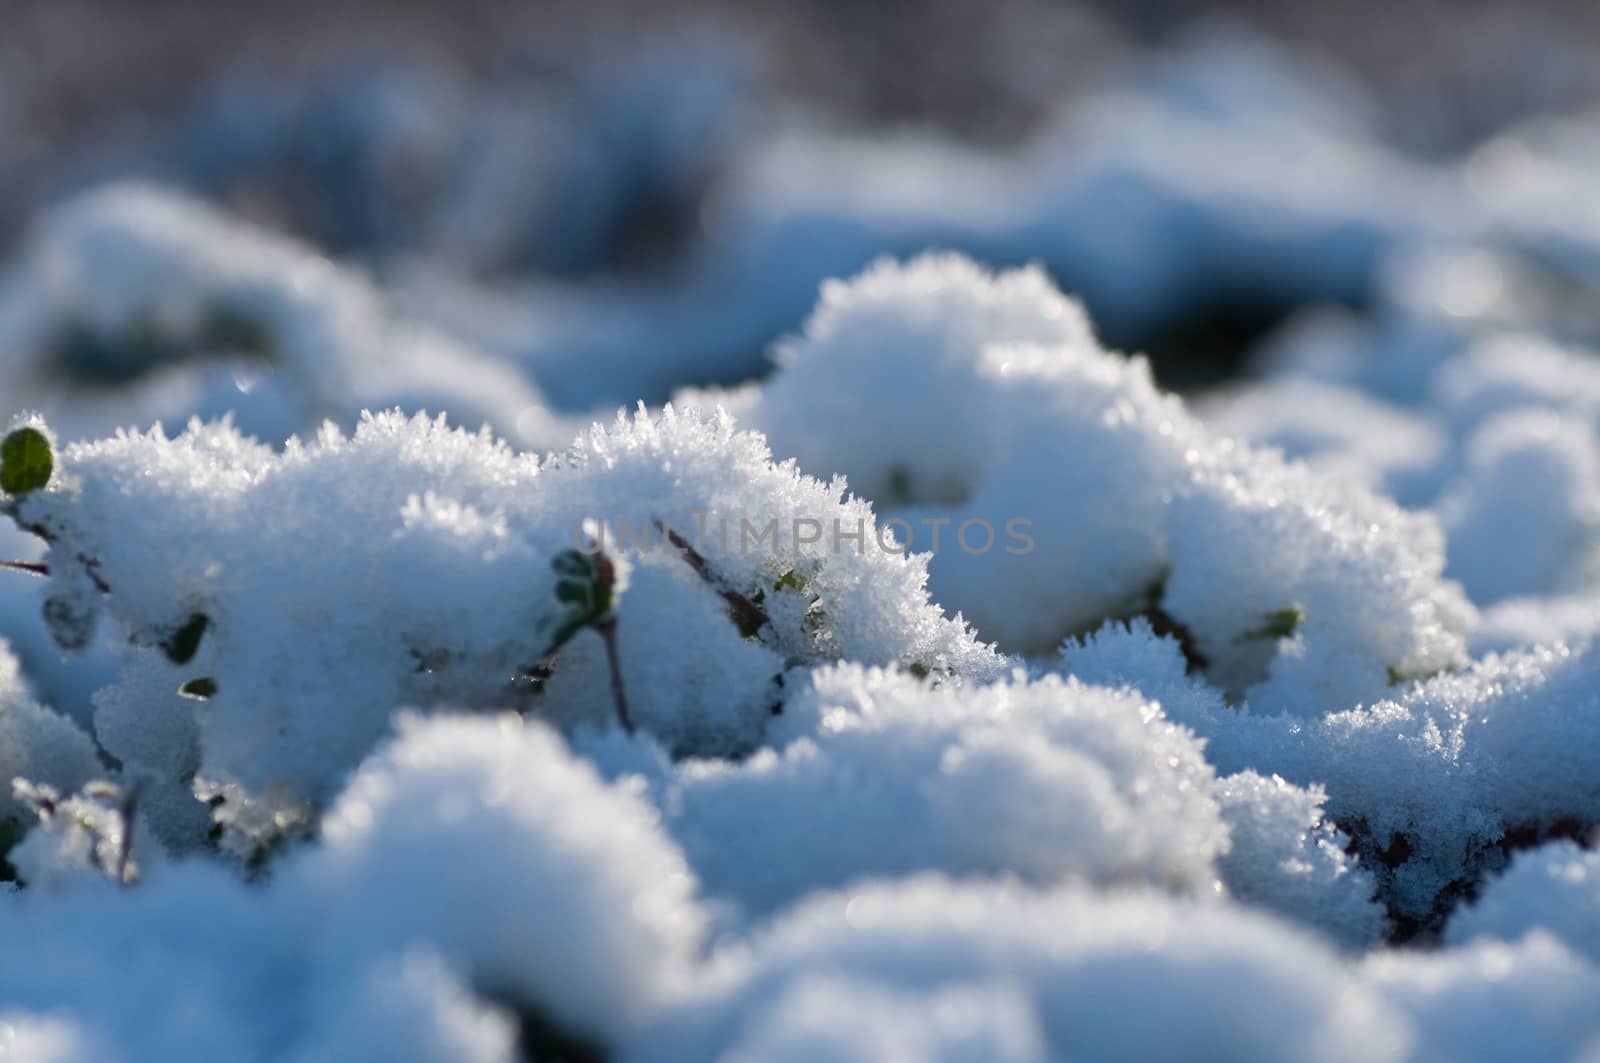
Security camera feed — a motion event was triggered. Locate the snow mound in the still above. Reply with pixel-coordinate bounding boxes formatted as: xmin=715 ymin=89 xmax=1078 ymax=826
xmin=708 ymin=253 xmax=1472 ymax=717
xmin=666 ymin=664 xmax=1228 ymax=918
xmin=0 ymin=183 xmax=562 ymax=451
xmin=4 ymin=404 xmax=1000 ymax=849
xmin=1447 ymin=841 xmax=1600 ymax=963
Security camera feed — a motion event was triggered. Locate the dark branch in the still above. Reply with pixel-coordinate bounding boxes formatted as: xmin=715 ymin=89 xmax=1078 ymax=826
xmin=595 ymin=617 xmax=633 ymax=734
xmin=652 ymin=518 xmax=771 ymax=636
xmin=0 ymin=555 xmax=109 ymax=595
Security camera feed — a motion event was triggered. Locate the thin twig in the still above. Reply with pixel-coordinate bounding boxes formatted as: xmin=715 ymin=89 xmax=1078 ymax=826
xmin=0 ymin=555 xmax=109 ymax=594
xmin=652 ymin=518 xmax=770 ymax=635
xmin=115 ymin=782 xmax=141 ymax=885
xmin=595 ymin=617 xmax=633 ymax=734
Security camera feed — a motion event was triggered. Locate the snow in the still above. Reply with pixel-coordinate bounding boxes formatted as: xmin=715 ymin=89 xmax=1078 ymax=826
xmin=0 ymin=640 xmax=101 ymax=829
xmin=636 ymin=877 xmax=1415 ymax=1063
xmin=1447 ymin=841 xmax=1600 ymax=964
xmin=0 ymin=184 xmax=565 ymax=452
xmin=7 ymin=20 xmax=1600 ymax=1058
xmin=285 ymin=714 xmax=707 ymax=1047
xmin=664 ymin=664 xmax=1228 ymax=919
xmin=5 ymin=403 xmax=1000 ymax=851
xmin=705 ymin=253 xmax=1473 ymax=718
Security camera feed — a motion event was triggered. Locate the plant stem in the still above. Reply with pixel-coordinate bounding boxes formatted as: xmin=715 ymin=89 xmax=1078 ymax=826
xmin=0 ymin=559 xmax=48 ymax=577
xmin=595 ymin=617 xmax=633 ymax=734
xmin=652 ymin=517 xmax=770 ymax=635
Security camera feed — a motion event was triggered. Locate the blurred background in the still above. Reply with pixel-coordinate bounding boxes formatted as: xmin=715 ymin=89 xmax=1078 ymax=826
xmin=4 ymin=0 xmax=1600 ymax=416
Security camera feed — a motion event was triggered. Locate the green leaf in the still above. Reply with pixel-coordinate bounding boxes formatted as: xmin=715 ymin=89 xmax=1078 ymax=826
xmin=162 ymin=613 xmax=210 ymax=664
xmin=1238 ymin=607 xmax=1302 ymax=642
xmin=179 ymin=677 xmax=217 ymax=699
xmin=0 ymin=426 xmax=53 ymax=495
xmin=541 ymin=550 xmax=618 ymax=656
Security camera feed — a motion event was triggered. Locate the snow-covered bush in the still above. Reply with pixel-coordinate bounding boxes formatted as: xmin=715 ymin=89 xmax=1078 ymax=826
xmin=0 ymin=404 xmax=1000 ymax=853
xmin=694 ymin=253 xmax=1473 ymax=718
xmin=1062 ymin=617 xmax=1600 ymax=932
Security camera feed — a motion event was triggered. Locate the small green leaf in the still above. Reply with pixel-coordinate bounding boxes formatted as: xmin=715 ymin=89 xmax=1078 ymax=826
xmin=179 ymin=677 xmax=217 ymax=699
xmin=1237 ymin=607 xmax=1302 ymax=643
xmin=0 ymin=426 xmax=53 ymax=495
xmin=773 ymin=569 xmax=806 ymax=593
xmin=540 ymin=550 xmax=619 ymax=657
xmin=162 ymin=613 xmax=210 ymax=664
xmin=907 ymin=662 xmax=930 ymax=680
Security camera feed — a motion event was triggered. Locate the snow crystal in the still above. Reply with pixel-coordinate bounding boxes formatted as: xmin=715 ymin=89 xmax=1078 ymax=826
xmin=1214 ymin=771 xmax=1385 ymax=947
xmin=5 ymin=404 xmax=1000 ymax=845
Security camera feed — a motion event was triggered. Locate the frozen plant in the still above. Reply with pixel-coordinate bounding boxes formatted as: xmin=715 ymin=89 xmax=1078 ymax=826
xmin=702 ymin=253 xmax=1473 ymax=716
xmin=0 ymin=404 xmax=1001 ymax=856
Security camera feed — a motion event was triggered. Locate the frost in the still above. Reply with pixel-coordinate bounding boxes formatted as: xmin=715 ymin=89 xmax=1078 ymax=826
xmin=1215 ymin=771 xmax=1386 ymax=947
xmin=6 ymin=779 xmax=157 ymax=891
xmin=1060 ymin=619 xmax=1600 ymax=930
xmin=708 ymin=253 xmax=1472 ymax=716
xmin=3 ymin=405 xmax=999 ymax=847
